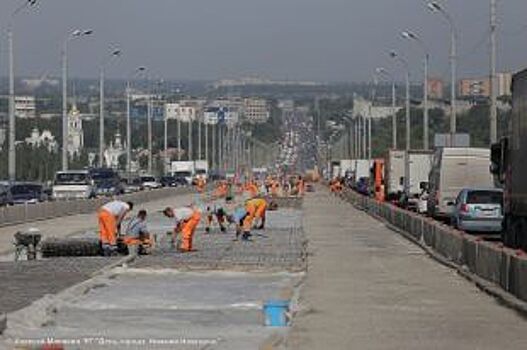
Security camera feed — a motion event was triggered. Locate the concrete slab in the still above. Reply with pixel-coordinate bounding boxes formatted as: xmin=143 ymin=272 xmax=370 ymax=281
xmin=3 ymin=269 xmax=302 ymax=350
xmin=288 ymin=189 xmax=527 ymax=350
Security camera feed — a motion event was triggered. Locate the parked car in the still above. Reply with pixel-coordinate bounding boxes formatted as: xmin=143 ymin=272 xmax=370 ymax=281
xmin=0 ymin=183 xmax=11 ymax=206
xmin=160 ymin=176 xmax=177 ymax=187
xmin=140 ymin=175 xmax=162 ymax=190
xmin=8 ymin=183 xmax=46 ymax=204
xmin=123 ymin=177 xmax=144 ymax=193
xmin=90 ymin=168 xmax=124 ymax=197
xmin=52 ymin=170 xmax=95 ymax=200
xmin=451 ymin=188 xmax=503 ymax=233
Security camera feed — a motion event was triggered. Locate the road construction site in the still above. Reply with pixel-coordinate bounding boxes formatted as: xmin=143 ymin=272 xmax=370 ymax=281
xmin=1 ymin=187 xmax=527 ymax=349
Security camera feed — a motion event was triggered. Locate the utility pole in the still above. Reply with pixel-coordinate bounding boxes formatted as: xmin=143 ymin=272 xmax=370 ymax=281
xmin=188 ymin=120 xmax=193 ymax=161
xmin=198 ymin=119 xmax=202 ymax=160
xmin=99 ymin=68 xmax=105 ymax=167
xmin=211 ymin=123 xmax=216 ymax=170
xmin=205 ymin=122 xmax=209 ymax=166
xmin=177 ymin=118 xmax=181 ymax=161
xmin=489 ymin=0 xmax=498 ymax=144
xmin=147 ymin=93 xmax=153 ymax=173
xmin=8 ymin=29 xmax=15 ymax=180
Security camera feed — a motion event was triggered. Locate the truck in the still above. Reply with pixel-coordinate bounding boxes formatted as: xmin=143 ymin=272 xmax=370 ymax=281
xmin=339 ymin=159 xmax=355 ymax=178
xmin=354 ymin=159 xmax=370 ymax=181
xmin=194 ymin=160 xmax=209 ymax=181
xmin=52 ymin=170 xmax=95 ymax=200
xmin=491 ymin=68 xmax=527 ymax=249
xmin=407 ymin=151 xmax=433 ymax=197
xmin=171 ymin=161 xmax=195 ymax=185
xmin=384 ymin=150 xmax=405 ymax=201
xmin=427 ymin=147 xmax=494 ymax=219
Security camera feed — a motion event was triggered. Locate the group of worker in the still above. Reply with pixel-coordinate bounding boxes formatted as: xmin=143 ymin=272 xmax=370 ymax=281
xmin=329 ymin=177 xmax=344 ymax=194
xmin=96 ymin=184 xmax=272 ymax=255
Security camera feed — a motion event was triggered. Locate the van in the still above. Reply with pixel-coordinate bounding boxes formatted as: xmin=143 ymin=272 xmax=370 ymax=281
xmin=427 ymin=148 xmax=494 ymax=218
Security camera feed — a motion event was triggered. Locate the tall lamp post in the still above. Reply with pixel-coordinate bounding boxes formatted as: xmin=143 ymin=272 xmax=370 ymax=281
xmin=389 ymin=50 xmax=411 ymax=196
xmin=7 ymin=0 xmax=38 ymax=181
xmin=62 ymin=29 xmax=93 ymax=171
xmin=428 ymin=1 xmax=457 ymax=139
xmin=126 ymin=66 xmax=146 ymax=175
xmin=99 ymin=48 xmax=121 ymax=167
xmin=401 ymin=30 xmax=430 ymax=150
xmin=376 ymin=67 xmax=397 ymax=149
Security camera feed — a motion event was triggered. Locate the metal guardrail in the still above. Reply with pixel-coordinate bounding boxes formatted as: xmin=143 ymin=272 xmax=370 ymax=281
xmin=0 ymin=187 xmax=192 ymax=228
xmin=340 ymin=189 xmax=527 ymax=307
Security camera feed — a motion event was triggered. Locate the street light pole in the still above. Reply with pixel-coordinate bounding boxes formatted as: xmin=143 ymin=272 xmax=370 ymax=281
xmin=401 ymin=30 xmax=430 ymax=150
xmin=490 ymin=0 xmax=498 ymax=144
xmin=62 ymin=29 xmax=93 ymax=171
xmin=376 ymin=67 xmax=398 ymax=149
xmin=390 ymin=51 xmax=411 ymax=196
xmin=126 ymin=66 xmax=146 ymax=176
xmin=7 ymin=0 xmax=37 ymax=181
xmin=428 ymin=1 xmax=457 ymax=138
xmin=99 ymin=49 xmax=121 ymax=167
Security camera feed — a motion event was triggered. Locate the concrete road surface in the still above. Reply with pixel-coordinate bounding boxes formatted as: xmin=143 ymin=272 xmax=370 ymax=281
xmin=288 ymin=189 xmax=527 ymax=350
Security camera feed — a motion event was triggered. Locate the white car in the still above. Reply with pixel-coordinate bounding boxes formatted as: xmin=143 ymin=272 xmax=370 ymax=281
xmin=140 ymin=175 xmax=162 ymax=190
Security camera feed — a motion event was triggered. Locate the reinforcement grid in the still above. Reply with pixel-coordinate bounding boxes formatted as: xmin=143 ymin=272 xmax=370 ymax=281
xmin=0 ymin=257 xmax=121 ymax=314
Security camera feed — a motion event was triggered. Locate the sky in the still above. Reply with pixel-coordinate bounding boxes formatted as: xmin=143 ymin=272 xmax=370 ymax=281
xmin=0 ymin=0 xmax=526 ymax=83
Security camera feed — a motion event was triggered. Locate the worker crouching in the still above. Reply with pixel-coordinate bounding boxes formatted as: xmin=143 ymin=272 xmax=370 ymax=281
xmin=119 ymin=209 xmax=153 ymax=255
xmin=163 ymin=206 xmax=202 ymax=252
xmin=205 ymin=206 xmax=227 ymax=233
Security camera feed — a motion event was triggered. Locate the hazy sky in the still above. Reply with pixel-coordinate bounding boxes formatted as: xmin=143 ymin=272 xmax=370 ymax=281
xmin=1 ymin=0 xmax=526 ymax=82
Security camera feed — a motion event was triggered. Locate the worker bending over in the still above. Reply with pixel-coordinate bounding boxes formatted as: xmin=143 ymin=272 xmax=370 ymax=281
xmin=163 ymin=205 xmax=202 ymax=252
xmin=245 ymin=197 xmax=268 ymax=231
xmin=228 ymin=206 xmax=250 ymax=241
xmin=98 ymin=200 xmax=134 ymax=256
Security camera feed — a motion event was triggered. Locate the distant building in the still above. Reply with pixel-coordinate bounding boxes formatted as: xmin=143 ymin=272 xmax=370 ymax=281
xmin=497 ymin=72 xmax=512 ymax=97
xmin=67 ymin=103 xmax=84 ymax=157
xmin=352 ymin=95 xmax=401 ymax=120
xmin=25 ymin=128 xmax=58 ymax=152
xmin=458 ymin=73 xmax=512 ymax=99
xmin=459 ymin=78 xmax=490 ymax=98
xmin=203 ymin=107 xmax=239 ymax=126
xmin=164 ymin=99 xmax=205 ymax=122
xmin=242 ymin=98 xmax=270 ymax=124
xmin=103 ymin=132 xmax=125 ymax=169
xmin=15 ymin=96 xmax=36 ymax=119
xmin=427 ymin=78 xmax=444 ymax=100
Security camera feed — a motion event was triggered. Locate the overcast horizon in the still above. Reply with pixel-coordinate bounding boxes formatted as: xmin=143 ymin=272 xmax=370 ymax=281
xmin=0 ymin=0 xmax=526 ymax=83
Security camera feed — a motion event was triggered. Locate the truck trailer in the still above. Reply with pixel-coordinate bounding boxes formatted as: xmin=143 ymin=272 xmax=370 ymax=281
xmin=491 ymin=68 xmax=527 ymax=249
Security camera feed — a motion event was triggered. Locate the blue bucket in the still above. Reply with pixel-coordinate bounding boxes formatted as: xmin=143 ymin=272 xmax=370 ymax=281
xmin=263 ymin=299 xmax=290 ymax=327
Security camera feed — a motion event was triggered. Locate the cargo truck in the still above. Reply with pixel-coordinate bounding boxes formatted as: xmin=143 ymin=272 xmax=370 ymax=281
xmin=427 ymin=147 xmax=494 ymax=219
xmin=384 ymin=150 xmax=405 ymax=201
xmin=490 ymin=68 xmax=527 ymax=249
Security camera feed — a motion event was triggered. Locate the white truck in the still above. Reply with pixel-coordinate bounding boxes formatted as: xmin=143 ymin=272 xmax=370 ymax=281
xmin=339 ymin=159 xmax=355 ymax=178
xmin=171 ymin=161 xmax=195 ymax=185
xmin=385 ymin=150 xmax=405 ymax=200
xmin=354 ymin=159 xmax=370 ymax=180
xmin=52 ymin=170 xmax=95 ymax=200
xmin=427 ymin=147 xmax=494 ymax=218
xmin=407 ymin=151 xmax=433 ymax=197
xmin=194 ymin=160 xmax=209 ymax=181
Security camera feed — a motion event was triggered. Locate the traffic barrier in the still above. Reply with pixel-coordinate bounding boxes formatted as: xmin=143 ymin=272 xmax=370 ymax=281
xmin=0 ymin=187 xmax=191 ymax=228
xmin=473 ymin=241 xmax=503 ymax=285
xmin=341 ymin=188 xmax=527 ymax=305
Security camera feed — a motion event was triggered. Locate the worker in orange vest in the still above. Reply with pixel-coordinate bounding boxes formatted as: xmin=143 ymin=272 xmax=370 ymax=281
xmin=97 ymin=200 xmax=134 ymax=255
xmin=163 ymin=205 xmax=202 ymax=252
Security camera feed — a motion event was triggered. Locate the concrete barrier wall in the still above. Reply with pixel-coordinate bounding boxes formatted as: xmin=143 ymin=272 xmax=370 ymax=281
xmin=340 ymin=189 xmax=527 ymax=305
xmin=0 ymin=187 xmax=191 ymax=228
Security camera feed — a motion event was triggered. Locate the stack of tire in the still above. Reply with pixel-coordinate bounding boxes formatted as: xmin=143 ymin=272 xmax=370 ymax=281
xmin=41 ymin=238 xmax=102 ymax=258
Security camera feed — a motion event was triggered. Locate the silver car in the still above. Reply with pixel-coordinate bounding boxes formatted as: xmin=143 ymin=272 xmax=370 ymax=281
xmin=451 ymin=188 xmax=503 ymax=233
